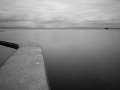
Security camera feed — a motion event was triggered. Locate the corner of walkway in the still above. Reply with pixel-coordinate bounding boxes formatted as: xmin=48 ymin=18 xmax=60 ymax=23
xmin=0 ymin=39 xmax=49 ymax=90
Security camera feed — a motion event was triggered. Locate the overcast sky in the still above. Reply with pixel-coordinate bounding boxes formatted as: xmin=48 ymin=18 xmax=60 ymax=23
xmin=0 ymin=0 xmax=120 ymax=28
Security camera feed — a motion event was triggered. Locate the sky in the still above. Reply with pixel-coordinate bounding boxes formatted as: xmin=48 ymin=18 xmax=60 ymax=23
xmin=0 ymin=0 xmax=120 ymax=28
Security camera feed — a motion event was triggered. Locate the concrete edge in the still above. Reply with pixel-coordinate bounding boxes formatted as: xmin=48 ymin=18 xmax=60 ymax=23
xmin=0 ymin=38 xmax=41 ymax=48
xmin=0 ymin=39 xmax=49 ymax=90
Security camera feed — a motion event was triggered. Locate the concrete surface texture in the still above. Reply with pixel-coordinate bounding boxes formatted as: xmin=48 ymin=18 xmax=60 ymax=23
xmin=0 ymin=40 xmax=49 ymax=90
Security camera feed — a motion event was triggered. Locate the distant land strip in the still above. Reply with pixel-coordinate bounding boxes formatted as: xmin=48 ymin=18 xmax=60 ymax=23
xmin=0 ymin=27 xmax=120 ymax=30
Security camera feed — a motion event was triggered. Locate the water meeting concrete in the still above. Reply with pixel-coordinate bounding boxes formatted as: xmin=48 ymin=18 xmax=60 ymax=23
xmin=0 ymin=39 xmax=49 ymax=90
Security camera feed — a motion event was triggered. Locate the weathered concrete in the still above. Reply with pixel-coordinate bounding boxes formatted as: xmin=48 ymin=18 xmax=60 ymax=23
xmin=0 ymin=39 xmax=49 ymax=90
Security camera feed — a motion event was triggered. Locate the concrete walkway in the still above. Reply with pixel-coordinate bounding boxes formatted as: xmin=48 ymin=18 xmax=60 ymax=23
xmin=0 ymin=39 xmax=49 ymax=90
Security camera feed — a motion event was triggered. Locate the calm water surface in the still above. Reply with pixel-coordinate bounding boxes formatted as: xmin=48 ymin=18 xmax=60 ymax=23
xmin=0 ymin=29 xmax=120 ymax=90
xmin=0 ymin=45 xmax=16 ymax=67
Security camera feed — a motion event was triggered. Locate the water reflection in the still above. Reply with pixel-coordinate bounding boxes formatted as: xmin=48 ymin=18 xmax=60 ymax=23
xmin=0 ymin=45 xmax=16 ymax=67
xmin=0 ymin=29 xmax=120 ymax=89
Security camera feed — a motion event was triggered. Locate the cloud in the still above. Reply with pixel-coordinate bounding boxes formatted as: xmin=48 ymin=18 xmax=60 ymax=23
xmin=0 ymin=0 xmax=120 ymax=28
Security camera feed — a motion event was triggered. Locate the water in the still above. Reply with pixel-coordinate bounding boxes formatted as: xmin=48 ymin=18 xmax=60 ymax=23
xmin=0 ymin=45 xmax=17 ymax=67
xmin=0 ymin=29 xmax=120 ymax=90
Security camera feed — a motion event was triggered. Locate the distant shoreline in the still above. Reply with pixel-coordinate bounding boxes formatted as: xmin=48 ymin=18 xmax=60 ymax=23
xmin=0 ymin=27 xmax=120 ymax=30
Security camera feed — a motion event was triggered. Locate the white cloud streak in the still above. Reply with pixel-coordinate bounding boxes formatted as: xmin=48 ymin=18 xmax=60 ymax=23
xmin=0 ymin=0 xmax=120 ymax=28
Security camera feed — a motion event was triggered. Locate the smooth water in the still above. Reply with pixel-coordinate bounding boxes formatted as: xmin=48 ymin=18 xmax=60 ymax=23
xmin=0 ymin=45 xmax=17 ymax=67
xmin=0 ymin=29 xmax=120 ymax=90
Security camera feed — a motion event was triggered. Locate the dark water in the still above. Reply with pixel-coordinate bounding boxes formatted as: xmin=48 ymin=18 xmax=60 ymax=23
xmin=0 ymin=45 xmax=17 ymax=67
xmin=43 ymin=45 xmax=120 ymax=90
xmin=0 ymin=29 xmax=120 ymax=90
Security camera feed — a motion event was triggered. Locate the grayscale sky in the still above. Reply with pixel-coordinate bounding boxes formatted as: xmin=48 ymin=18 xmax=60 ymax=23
xmin=0 ymin=0 xmax=120 ymax=28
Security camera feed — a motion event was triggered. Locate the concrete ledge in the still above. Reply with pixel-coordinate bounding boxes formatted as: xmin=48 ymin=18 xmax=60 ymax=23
xmin=0 ymin=39 xmax=49 ymax=90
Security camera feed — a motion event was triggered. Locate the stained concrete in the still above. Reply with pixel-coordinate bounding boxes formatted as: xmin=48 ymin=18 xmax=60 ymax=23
xmin=0 ymin=39 xmax=49 ymax=90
